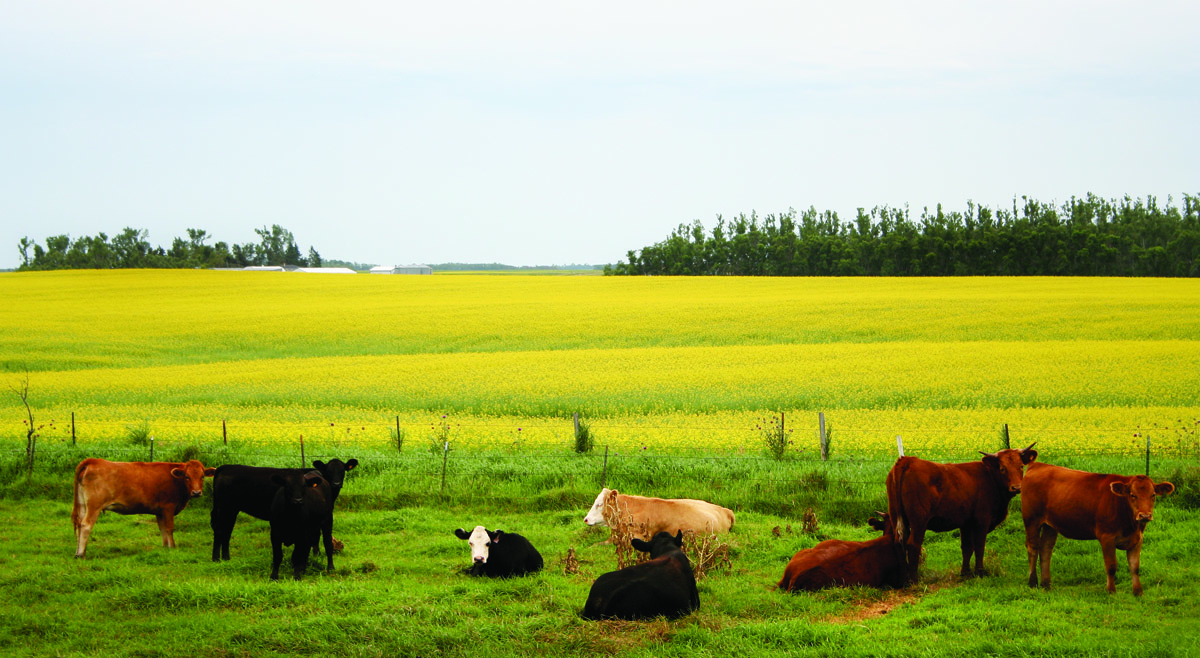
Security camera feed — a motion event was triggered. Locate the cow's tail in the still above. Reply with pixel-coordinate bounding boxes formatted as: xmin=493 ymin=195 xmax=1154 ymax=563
xmin=886 ymin=457 xmax=910 ymax=562
xmin=72 ymin=460 xmax=89 ymax=536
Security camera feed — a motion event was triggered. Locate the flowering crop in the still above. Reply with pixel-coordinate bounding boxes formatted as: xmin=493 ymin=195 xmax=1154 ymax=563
xmin=1 ymin=271 xmax=1197 ymax=456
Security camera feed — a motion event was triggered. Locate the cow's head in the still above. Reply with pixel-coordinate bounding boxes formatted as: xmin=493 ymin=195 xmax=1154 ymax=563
xmin=583 ymin=488 xmax=615 ymax=527
xmin=271 ymin=471 xmax=325 ymax=506
xmin=867 ymin=511 xmax=893 ymax=536
xmin=980 ymin=442 xmax=1038 ymax=494
xmin=454 ymin=525 xmax=502 ymax=564
xmin=630 ymin=530 xmax=684 ymax=559
xmin=312 ymin=458 xmax=359 ymax=494
xmin=1110 ymin=476 xmax=1174 ymax=526
xmin=171 ymin=460 xmax=217 ymax=498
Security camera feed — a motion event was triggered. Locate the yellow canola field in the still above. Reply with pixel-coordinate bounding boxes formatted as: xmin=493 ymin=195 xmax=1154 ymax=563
xmin=2 ymin=270 xmax=1198 ymax=456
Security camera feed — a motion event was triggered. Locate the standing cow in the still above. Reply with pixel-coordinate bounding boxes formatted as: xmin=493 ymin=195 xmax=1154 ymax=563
xmin=778 ymin=512 xmax=906 ymax=592
xmin=73 ymin=458 xmax=216 ymax=558
xmin=269 ymin=470 xmax=334 ymax=581
xmin=583 ymin=488 xmax=735 ymax=541
xmin=210 ymin=458 xmax=357 ymax=562
xmin=453 ymin=526 xmax=544 ymax=578
xmin=886 ymin=444 xmax=1038 ymax=582
xmin=581 ymin=530 xmax=699 ymax=621
xmin=1022 ymin=462 xmax=1175 ymax=596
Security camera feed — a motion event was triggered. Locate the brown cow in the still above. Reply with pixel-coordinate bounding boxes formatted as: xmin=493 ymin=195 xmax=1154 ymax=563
xmin=778 ymin=512 xmax=906 ymax=592
xmin=886 ymin=444 xmax=1038 ymax=582
xmin=582 ymin=488 xmax=735 ymax=541
xmin=1022 ymin=462 xmax=1174 ymax=596
xmin=73 ymin=458 xmax=216 ymax=558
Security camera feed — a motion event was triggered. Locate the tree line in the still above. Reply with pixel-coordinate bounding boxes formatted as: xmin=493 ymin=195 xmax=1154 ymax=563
xmin=604 ymin=194 xmax=1200 ymax=277
xmin=16 ymin=225 xmax=322 ymax=271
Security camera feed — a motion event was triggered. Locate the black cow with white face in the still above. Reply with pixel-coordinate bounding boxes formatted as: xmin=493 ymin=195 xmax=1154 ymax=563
xmin=210 ymin=458 xmax=358 ymax=562
xmin=581 ymin=530 xmax=699 ymax=621
xmin=268 ymin=470 xmax=334 ymax=581
xmin=453 ymin=526 xmax=544 ymax=578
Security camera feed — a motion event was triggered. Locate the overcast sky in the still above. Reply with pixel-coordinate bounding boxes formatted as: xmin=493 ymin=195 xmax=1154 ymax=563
xmin=2 ymin=1 xmax=1197 ymax=269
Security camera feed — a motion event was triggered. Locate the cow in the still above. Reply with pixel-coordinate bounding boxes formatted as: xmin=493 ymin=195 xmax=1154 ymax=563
xmin=453 ymin=526 xmax=544 ymax=578
xmin=778 ymin=512 xmax=906 ymax=592
xmin=210 ymin=458 xmax=358 ymax=562
xmin=581 ymin=530 xmax=700 ymax=621
xmin=1022 ymin=462 xmax=1175 ymax=596
xmin=269 ymin=470 xmax=334 ymax=581
xmin=72 ymin=458 xmax=216 ymax=558
xmin=886 ymin=443 xmax=1038 ymax=582
xmin=582 ymin=488 xmax=735 ymax=541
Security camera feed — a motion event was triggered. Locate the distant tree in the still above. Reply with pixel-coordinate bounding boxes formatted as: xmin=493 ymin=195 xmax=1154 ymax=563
xmin=306 ymin=247 xmax=322 ymax=267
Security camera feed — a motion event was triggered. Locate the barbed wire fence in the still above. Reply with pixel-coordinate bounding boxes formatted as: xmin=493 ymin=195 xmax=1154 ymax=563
xmin=4 ymin=411 xmax=1197 ymax=505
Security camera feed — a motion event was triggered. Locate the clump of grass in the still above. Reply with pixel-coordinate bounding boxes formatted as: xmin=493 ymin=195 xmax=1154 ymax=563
xmin=391 ymin=426 xmax=406 ymax=455
xmin=126 ymin=421 xmax=151 ymax=446
xmin=574 ymin=419 xmax=595 ymax=454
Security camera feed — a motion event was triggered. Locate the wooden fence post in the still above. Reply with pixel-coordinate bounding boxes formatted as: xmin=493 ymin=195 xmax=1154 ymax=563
xmin=440 ymin=441 xmax=449 ymax=494
xmin=150 ymin=436 xmax=155 ymax=461
xmin=896 ymin=435 xmax=904 ymax=457
xmin=1003 ymin=423 xmax=1011 ymax=450
xmin=300 ymin=435 xmax=305 ymax=468
xmin=574 ymin=412 xmax=581 ymax=442
xmin=223 ymin=419 xmax=227 ymax=446
xmin=396 ymin=416 xmax=401 ymax=451
xmin=1145 ymin=435 xmax=1151 ymax=477
xmin=72 ymin=411 xmax=76 ymax=447
xmin=818 ymin=412 xmax=828 ymax=461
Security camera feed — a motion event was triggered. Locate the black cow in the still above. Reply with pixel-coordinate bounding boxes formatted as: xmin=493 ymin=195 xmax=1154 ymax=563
xmin=210 ymin=458 xmax=358 ymax=562
xmin=581 ymin=530 xmax=699 ymax=621
xmin=453 ymin=526 xmax=544 ymax=578
xmin=269 ymin=470 xmax=334 ymax=581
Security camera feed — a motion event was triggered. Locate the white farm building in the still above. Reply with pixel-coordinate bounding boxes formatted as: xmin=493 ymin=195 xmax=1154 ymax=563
xmin=371 ymin=264 xmax=433 ymax=275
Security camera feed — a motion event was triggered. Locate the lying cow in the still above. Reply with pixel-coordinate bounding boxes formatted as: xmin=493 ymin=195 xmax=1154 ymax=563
xmin=453 ymin=526 xmax=544 ymax=578
xmin=583 ymin=488 xmax=735 ymax=541
xmin=886 ymin=443 xmax=1037 ymax=582
xmin=581 ymin=530 xmax=699 ymax=621
xmin=73 ymin=458 xmax=216 ymax=558
xmin=210 ymin=458 xmax=358 ymax=562
xmin=269 ymin=470 xmax=334 ymax=581
xmin=1022 ymin=462 xmax=1175 ymax=596
xmin=778 ymin=512 xmax=906 ymax=592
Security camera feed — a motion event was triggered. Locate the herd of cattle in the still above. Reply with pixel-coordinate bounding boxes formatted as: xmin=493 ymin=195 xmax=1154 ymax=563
xmin=69 ymin=444 xmax=1177 ymax=620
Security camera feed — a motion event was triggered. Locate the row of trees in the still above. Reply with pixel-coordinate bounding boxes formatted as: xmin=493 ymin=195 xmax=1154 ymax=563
xmin=16 ymin=225 xmax=322 ymax=271
xmin=605 ymin=194 xmax=1200 ymax=277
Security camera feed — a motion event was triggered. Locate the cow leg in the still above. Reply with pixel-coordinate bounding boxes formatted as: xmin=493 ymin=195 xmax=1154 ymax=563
xmin=291 ymin=542 xmax=308 ymax=581
xmin=75 ymin=506 xmax=102 ymax=558
xmin=322 ymin=518 xmax=335 ymax=573
xmin=1101 ymin=539 xmax=1119 ymax=594
xmin=905 ymin=523 xmax=928 ymax=583
xmin=156 ymin=513 xmax=177 ymax=549
xmin=958 ymin=526 xmax=975 ymax=577
xmin=1127 ymin=542 xmax=1144 ymax=597
xmin=210 ymin=505 xmax=237 ymax=562
xmin=971 ymin=524 xmax=989 ymax=577
xmin=1037 ymin=527 xmax=1058 ymax=590
xmin=1025 ymin=523 xmax=1042 ymax=588
xmin=270 ymin=532 xmax=284 ymax=581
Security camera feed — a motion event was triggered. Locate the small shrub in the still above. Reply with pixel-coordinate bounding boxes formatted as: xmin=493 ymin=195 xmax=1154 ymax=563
xmin=429 ymin=415 xmax=453 ymax=455
xmin=1163 ymin=466 xmax=1200 ymax=510
xmin=801 ymin=508 xmax=820 ymax=535
xmin=170 ymin=444 xmax=203 ymax=463
xmin=758 ymin=414 xmax=793 ymax=460
xmin=683 ymin=531 xmax=732 ymax=581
